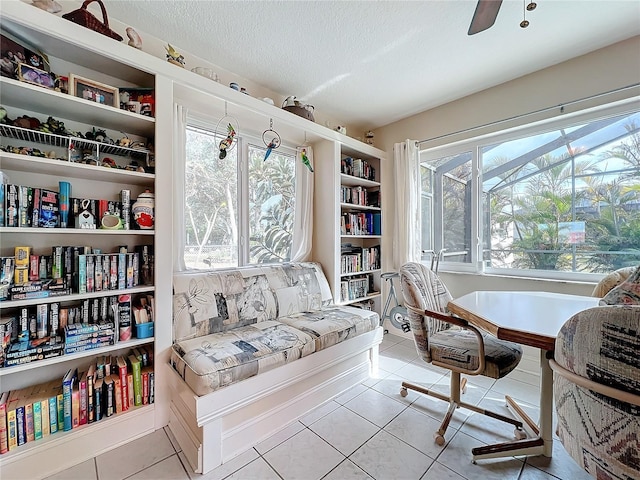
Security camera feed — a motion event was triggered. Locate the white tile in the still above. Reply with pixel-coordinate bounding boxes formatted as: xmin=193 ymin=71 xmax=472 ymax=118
xmin=127 ymin=454 xmax=189 ymax=480
xmin=385 ymin=406 xmax=455 ymax=458
xmin=344 ymin=388 xmax=407 ymax=428
xmin=491 ymin=377 xmax=541 ymax=406
xmin=96 ymin=429 xmax=175 ymax=480
xmin=519 ymin=464 xmax=562 ymax=479
xmin=46 ymin=458 xmax=97 ymax=480
xmin=380 ymin=334 xmax=404 ymax=351
xmin=299 ymin=400 xmax=341 ymax=426
xmin=420 ymin=462 xmax=466 ymax=480
xmin=309 ymin=406 xmax=379 ymax=456
xmin=225 ymin=457 xmax=280 ymax=480
xmin=395 ymin=362 xmax=447 ymax=386
xmin=409 ymin=392 xmax=468 ymax=431
xmin=508 ymin=368 xmax=540 ymax=387
xmin=378 ymin=354 xmax=411 ymax=374
xmin=362 ymin=369 xmax=390 ymax=387
xmin=350 ymin=429 xmax=434 ymax=480
xmin=180 ymin=448 xmax=258 ymax=480
xmin=431 ymin=377 xmax=489 ymax=407
xmin=334 ymin=383 xmax=368 ymax=405
xmin=437 ymin=431 xmax=524 ymax=480
xmin=461 ymin=373 xmax=496 ymax=390
xmin=322 ymin=460 xmax=373 ymax=480
xmin=255 ymin=421 xmax=305 ymax=454
xmin=526 ymin=437 xmax=593 ymax=480
xmin=382 ymin=342 xmax=419 ymax=362
xmin=263 ymin=428 xmax=344 ymax=480
xmin=371 ymin=374 xmax=419 ymax=404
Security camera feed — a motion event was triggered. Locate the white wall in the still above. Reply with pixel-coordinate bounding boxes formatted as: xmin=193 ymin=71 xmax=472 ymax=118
xmin=376 ymin=36 xmax=640 ymax=298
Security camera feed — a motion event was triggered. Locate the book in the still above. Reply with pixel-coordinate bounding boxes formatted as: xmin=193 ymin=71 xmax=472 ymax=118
xmin=6 ymin=399 xmax=18 ymax=450
xmin=17 ymin=185 xmax=33 ymax=227
xmin=40 ymin=397 xmax=50 ymax=437
xmin=103 ymin=375 xmax=114 ymax=417
xmin=116 ymin=356 xmax=129 ymax=411
xmin=128 ymin=354 xmax=142 ymax=406
xmin=0 ymin=391 xmax=9 ymax=453
xmin=5 ymin=184 xmax=18 ymax=227
xmin=127 ymin=373 xmax=134 ymax=409
xmin=72 ymin=386 xmax=80 ymax=428
xmin=93 ymin=377 xmax=103 ymax=422
xmin=113 ymin=374 xmax=122 ymax=414
xmin=25 ymin=400 xmax=34 ymax=442
xmin=62 ymin=368 xmax=77 ymax=431
xmin=38 ymin=189 xmax=59 ymax=228
xmin=56 ymin=389 xmax=64 ymax=432
xmin=79 ymin=370 xmax=88 ymax=425
xmin=141 ymin=366 xmax=152 ymax=405
xmin=16 ymin=398 xmax=26 ymax=446
xmin=148 ymin=369 xmax=155 ymax=404
xmin=87 ymin=363 xmax=96 ymax=423
xmin=33 ymin=398 xmax=42 ymax=440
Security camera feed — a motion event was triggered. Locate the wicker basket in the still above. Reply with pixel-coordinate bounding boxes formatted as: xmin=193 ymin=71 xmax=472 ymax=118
xmin=62 ymin=0 xmax=123 ymax=42
xmin=282 ymin=105 xmax=315 ymax=122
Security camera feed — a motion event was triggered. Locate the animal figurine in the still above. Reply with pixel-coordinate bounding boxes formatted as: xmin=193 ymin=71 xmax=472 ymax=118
xmin=126 ymin=27 xmax=142 ymax=49
xmin=165 ymin=44 xmax=185 ymax=67
xmin=300 ymin=148 xmax=314 ymax=172
xmin=218 ymin=123 xmax=236 ymax=159
xmin=263 ymin=137 xmax=278 ymax=161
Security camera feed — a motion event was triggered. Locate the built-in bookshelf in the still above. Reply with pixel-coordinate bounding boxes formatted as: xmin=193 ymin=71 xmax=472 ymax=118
xmin=0 ymin=4 xmax=162 ymax=476
xmin=313 ymin=142 xmax=385 ymax=315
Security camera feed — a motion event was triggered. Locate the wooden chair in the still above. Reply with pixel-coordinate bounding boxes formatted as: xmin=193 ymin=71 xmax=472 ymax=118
xmin=398 ymin=262 xmax=526 ymax=446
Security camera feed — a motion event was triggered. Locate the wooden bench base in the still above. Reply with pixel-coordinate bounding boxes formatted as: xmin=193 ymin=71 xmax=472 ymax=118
xmin=168 ymin=327 xmax=383 ymax=474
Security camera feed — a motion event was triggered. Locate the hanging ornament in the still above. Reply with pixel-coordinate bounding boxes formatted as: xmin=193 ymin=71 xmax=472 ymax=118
xmin=215 ymin=102 xmax=239 ymax=160
xmin=300 ymin=147 xmax=313 ymax=173
xmin=262 ymin=118 xmax=281 ymax=161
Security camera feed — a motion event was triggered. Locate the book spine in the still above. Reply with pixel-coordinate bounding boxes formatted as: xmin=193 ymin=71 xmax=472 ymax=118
xmin=25 ymin=403 xmax=34 ymax=442
xmin=56 ymin=393 xmax=64 ymax=431
xmin=148 ymin=370 xmax=155 ymax=404
xmin=65 ymin=321 xmax=115 ymax=334
xmin=33 ymin=400 xmax=42 ymax=440
xmin=142 ymin=370 xmax=149 ymax=405
xmin=72 ymin=388 xmax=80 ymax=428
xmin=63 ymin=379 xmax=73 ymax=431
xmin=87 ymin=374 xmax=95 ymax=424
xmin=79 ymin=378 xmax=87 ymax=426
xmin=0 ymin=401 xmax=7 ymax=453
xmin=127 ymin=374 xmax=134 ymax=409
xmin=113 ymin=375 xmax=122 ymax=414
xmin=64 ymin=340 xmax=114 ymax=355
xmin=16 ymin=405 xmax=26 ymax=446
xmin=7 ymin=408 xmax=17 ymax=450
xmin=48 ymin=396 xmax=58 ymax=434
xmin=94 ymin=383 xmax=102 ymax=422
xmin=78 ymin=255 xmax=87 ymax=295
xmin=40 ymin=399 xmax=50 ymax=437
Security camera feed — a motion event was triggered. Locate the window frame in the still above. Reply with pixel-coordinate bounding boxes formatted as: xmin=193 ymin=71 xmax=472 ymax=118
xmin=419 ymin=96 xmax=640 ymax=281
xmin=183 ymin=117 xmax=298 ymax=270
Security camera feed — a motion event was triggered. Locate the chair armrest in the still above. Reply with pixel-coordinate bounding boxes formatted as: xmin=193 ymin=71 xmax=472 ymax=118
xmin=554 ymin=305 xmax=640 ymax=395
xmin=405 ymin=304 xmax=486 ymax=375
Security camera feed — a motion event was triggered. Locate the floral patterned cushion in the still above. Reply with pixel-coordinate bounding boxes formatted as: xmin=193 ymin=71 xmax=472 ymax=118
xmin=278 ymin=305 xmax=379 ymax=352
xmin=170 ymin=320 xmax=316 ymax=396
xmin=599 ymin=265 xmax=640 ymax=305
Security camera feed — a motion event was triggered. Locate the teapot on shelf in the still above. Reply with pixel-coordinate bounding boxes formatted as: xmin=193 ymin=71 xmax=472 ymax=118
xmin=281 ymin=96 xmax=315 ymax=122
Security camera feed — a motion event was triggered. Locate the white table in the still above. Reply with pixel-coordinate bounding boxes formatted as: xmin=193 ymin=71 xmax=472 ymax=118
xmin=447 ymin=291 xmax=600 ymax=461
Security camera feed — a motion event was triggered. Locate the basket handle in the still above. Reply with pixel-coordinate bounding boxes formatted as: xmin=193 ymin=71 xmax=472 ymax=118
xmin=81 ymin=0 xmax=111 ymax=28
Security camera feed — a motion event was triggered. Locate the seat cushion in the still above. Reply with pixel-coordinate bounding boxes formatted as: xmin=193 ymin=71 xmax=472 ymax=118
xmin=430 ymin=329 xmax=522 ymax=378
xmin=170 ymin=320 xmax=315 ymax=396
xmin=600 ymin=265 xmax=640 ymax=305
xmin=278 ymin=306 xmax=379 ymax=351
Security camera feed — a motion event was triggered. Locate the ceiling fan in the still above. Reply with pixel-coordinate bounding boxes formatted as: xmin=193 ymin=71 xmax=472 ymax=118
xmin=468 ymin=0 xmax=503 ymax=35
xmin=468 ymin=0 xmax=537 ymax=35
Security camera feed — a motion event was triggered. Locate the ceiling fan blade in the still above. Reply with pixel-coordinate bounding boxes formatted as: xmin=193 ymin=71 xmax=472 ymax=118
xmin=468 ymin=0 xmax=503 ymax=35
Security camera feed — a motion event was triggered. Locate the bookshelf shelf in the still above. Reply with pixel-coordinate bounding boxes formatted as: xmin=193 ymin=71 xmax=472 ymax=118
xmin=0 ymin=152 xmax=154 ymax=186
xmin=339 ymin=203 xmax=382 ymax=211
xmin=0 ymin=286 xmax=155 ymax=309
xmin=340 ymin=269 xmax=381 ymax=278
xmin=338 ymin=292 xmax=382 ymax=306
xmin=0 ymin=227 xmax=155 ymax=235
xmin=0 ymin=337 xmax=154 ymax=377
xmin=340 ymin=235 xmax=382 ymax=239
xmin=340 ymin=173 xmax=380 ymax=188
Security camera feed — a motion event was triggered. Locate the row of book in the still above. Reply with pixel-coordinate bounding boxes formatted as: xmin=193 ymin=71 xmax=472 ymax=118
xmin=0 ymin=347 xmax=154 ymax=454
xmin=340 ymin=244 xmax=381 ymax=274
xmin=2 ymin=183 xmax=132 ymax=230
xmin=1 ymin=244 xmax=153 ymax=301
xmin=340 ymin=274 xmax=373 ymax=302
xmin=339 ymin=185 xmax=380 ymax=208
xmin=340 ymin=156 xmax=376 ymax=182
xmin=0 ymin=294 xmax=154 ymax=367
xmin=340 ymin=212 xmax=382 ymax=236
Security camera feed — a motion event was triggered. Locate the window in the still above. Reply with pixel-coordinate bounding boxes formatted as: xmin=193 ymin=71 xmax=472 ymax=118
xmin=184 ymin=126 xmax=295 ymax=269
xmin=421 ymin=102 xmax=640 ymax=278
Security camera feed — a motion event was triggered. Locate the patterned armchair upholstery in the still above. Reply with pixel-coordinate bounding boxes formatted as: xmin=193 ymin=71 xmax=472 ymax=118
xmin=551 ymin=306 xmax=640 ymax=479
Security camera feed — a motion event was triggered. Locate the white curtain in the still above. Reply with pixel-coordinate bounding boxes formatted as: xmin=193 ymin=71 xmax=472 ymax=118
xmin=290 ymin=146 xmax=314 ymax=261
xmin=393 ymin=139 xmax=421 ymax=269
xmin=173 ymin=103 xmax=188 ymax=271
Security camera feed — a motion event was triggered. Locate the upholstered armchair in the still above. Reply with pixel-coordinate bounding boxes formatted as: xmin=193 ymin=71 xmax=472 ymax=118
xmin=550 ymin=305 xmax=640 ymax=479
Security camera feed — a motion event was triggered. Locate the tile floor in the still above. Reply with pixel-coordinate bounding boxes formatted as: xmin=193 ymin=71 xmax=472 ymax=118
xmin=46 ymin=334 xmax=592 ymax=480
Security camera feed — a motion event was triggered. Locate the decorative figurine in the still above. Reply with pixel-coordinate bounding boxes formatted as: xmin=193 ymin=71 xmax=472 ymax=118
xmin=365 ymin=130 xmax=375 ymax=145
xmin=126 ymin=27 xmax=142 ymax=49
xmin=264 ymin=137 xmax=278 ymax=162
xmin=218 ymin=123 xmax=236 ymax=159
xmin=300 ymin=148 xmax=314 ymax=173
xmin=31 ymin=0 xmax=62 ymax=13
xmin=165 ymin=44 xmax=185 ymax=67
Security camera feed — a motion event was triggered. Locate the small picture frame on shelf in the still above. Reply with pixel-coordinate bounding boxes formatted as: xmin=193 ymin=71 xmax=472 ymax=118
xmin=69 ymin=74 xmax=119 ymax=107
xmin=1 ymin=32 xmax=49 ymax=80
xmin=17 ymin=62 xmax=56 ymax=89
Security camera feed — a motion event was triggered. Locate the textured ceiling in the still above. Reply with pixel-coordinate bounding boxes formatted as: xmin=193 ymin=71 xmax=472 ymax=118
xmin=102 ymin=0 xmax=640 ymax=130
